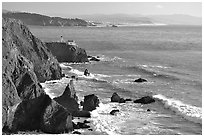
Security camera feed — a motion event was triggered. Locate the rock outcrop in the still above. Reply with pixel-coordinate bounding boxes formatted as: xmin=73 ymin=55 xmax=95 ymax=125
xmin=45 ymin=42 xmax=89 ymax=63
xmin=2 ymin=18 xmax=72 ymax=134
xmin=3 ymin=18 xmax=62 ymax=82
xmin=82 ymin=94 xmax=99 ymax=111
xmin=53 ymin=80 xmax=79 ymax=114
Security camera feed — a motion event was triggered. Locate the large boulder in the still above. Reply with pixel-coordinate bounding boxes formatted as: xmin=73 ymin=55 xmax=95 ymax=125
xmin=54 ymin=80 xmax=79 ymax=114
xmin=111 ymin=92 xmax=121 ymax=102
xmin=134 ymin=96 xmax=155 ymax=104
xmin=82 ymin=94 xmax=99 ymax=111
xmin=45 ymin=42 xmax=89 ymax=63
xmin=41 ymin=99 xmax=73 ymax=133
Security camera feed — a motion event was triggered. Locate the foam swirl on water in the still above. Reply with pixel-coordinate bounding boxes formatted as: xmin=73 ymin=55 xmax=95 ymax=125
xmin=153 ymin=94 xmax=202 ymax=124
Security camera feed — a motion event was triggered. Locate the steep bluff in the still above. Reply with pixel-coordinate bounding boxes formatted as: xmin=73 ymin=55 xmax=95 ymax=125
xmin=2 ymin=18 xmax=73 ymax=133
xmin=3 ymin=18 xmax=62 ymax=82
xmin=45 ymin=42 xmax=89 ymax=63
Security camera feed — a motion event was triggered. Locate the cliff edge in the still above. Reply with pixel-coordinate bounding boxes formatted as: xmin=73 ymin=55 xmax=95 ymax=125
xmin=2 ymin=18 xmax=73 ymax=133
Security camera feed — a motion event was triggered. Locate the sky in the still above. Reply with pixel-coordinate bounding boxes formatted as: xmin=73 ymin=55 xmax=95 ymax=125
xmin=2 ymin=2 xmax=202 ymax=18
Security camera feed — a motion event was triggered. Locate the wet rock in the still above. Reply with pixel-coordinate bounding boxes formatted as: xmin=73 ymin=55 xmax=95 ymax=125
xmin=134 ymin=96 xmax=155 ymax=104
xmin=76 ymin=122 xmax=90 ymax=129
xmin=83 ymin=94 xmax=99 ymax=111
xmin=125 ymin=98 xmax=132 ymax=102
xmin=147 ymin=109 xmax=151 ymax=112
xmin=88 ymin=128 xmax=93 ymax=131
xmin=111 ymin=92 xmax=121 ymax=102
xmin=73 ymin=131 xmax=81 ymax=134
xmin=90 ymin=56 xmax=100 ymax=61
xmin=119 ymin=98 xmax=126 ymax=103
xmin=134 ymin=78 xmax=147 ymax=83
xmin=110 ymin=109 xmax=120 ymax=115
xmin=54 ymin=80 xmax=79 ymax=114
xmin=84 ymin=120 xmax=90 ymax=123
xmin=41 ymin=99 xmax=73 ymax=133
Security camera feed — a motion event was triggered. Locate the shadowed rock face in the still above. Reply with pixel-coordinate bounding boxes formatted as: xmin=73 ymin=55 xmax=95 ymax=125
xmin=82 ymin=94 xmax=99 ymax=111
xmin=54 ymin=80 xmax=79 ymax=114
xmin=2 ymin=18 xmax=72 ymax=133
xmin=3 ymin=18 xmax=62 ymax=83
xmin=45 ymin=42 xmax=89 ymax=63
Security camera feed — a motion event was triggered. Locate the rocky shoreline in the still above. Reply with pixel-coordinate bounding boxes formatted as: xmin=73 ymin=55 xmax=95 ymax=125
xmin=2 ymin=17 xmax=156 ymax=135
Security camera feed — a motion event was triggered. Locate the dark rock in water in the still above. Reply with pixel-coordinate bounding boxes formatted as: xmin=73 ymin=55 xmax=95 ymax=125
xmin=147 ymin=109 xmax=151 ymax=112
xmin=2 ymin=18 xmax=71 ymax=134
xmin=119 ymin=98 xmax=126 ymax=103
xmin=45 ymin=42 xmax=89 ymax=63
xmin=134 ymin=96 xmax=155 ymax=104
xmin=61 ymin=73 xmax=65 ymax=77
xmin=71 ymin=75 xmax=76 ymax=79
xmin=84 ymin=120 xmax=90 ymax=123
xmin=72 ymin=110 xmax=91 ymax=118
xmin=41 ymin=99 xmax=73 ymax=133
xmin=73 ymin=131 xmax=81 ymax=134
xmin=80 ymin=101 xmax=84 ymax=106
xmin=83 ymin=94 xmax=99 ymax=111
xmin=111 ymin=92 xmax=121 ymax=102
xmin=110 ymin=109 xmax=120 ymax=115
xmin=88 ymin=128 xmax=93 ymax=131
xmin=77 ymin=122 xmax=90 ymax=129
xmin=54 ymin=80 xmax=79 ymax=114
xmin=125 ymin=98 xmax=132 ymax=102
xmin=90 ymin=56 xmax=100 ymax=61
xmin=134 ymin=78 xmax=147 ymax=83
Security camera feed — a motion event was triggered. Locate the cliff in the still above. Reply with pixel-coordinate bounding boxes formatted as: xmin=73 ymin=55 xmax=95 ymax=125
xmin=2 ymin=18 xmax=73 ymax=133
xmin=3 ymin=17 xmax=62 ymax=82
xmin=45 ymin=42 xmax=89 ymax=63
xmin=2 ymin=12 xmax=92 ymax=26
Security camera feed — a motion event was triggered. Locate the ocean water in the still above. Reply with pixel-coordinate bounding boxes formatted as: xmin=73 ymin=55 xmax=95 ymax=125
xmin=30 ymin=25 xmax=202 ymax=135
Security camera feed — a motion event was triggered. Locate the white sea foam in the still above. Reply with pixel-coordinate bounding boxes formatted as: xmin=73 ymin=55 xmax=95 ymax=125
xmin=153 ymin=94 xmax=202 ymax=124
xmin=139 ymin=64 xmax=169 ymax=69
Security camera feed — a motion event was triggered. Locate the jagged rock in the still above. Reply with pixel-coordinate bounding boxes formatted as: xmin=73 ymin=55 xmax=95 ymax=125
xmin=45 ymin=42 xmax=89 ymax=63
xmin=3 ymin=18 xmax=62 ymax=83
xmin=110 ymin=110 xmax=120 ymax=115
xmin=134 ymin=78 xmax=147 ymax=83
xmin=82 ymin=94 xmax=99 ymax=111
xmin=134 ymin=96 xmax=155 ymax=104
xmin=41 ymin=99 xmax=73 ymax=133
xmin=2 ymin=18 xmax=71 ymax=134
xmin=111 ymin=92 xmax=121 ymax=102
xmin=54 ymin=80 xmax=79 ymax=114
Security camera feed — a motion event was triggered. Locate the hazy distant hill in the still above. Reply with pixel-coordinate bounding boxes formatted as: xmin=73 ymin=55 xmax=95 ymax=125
xmin=78 ymin=14 xmax=202 ymax=25
xmin=78 ymin=14 xmax=153 ymax=24
xmin=2 ymin=12 xmax=92 ymax=26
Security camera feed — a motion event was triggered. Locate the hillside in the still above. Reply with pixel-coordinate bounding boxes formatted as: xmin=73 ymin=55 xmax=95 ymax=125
xmin=2 ymin=12 xmax=92 ymax=26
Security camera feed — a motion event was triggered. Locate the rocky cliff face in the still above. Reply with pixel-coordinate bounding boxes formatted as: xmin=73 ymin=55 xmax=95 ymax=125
xmin=45 ymin=42 xmax=89 ymax=63
xmin=3 ymin=18 xmax=62 ymax=82
xmin=2 ymin=18 xmax=72 ymax=133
